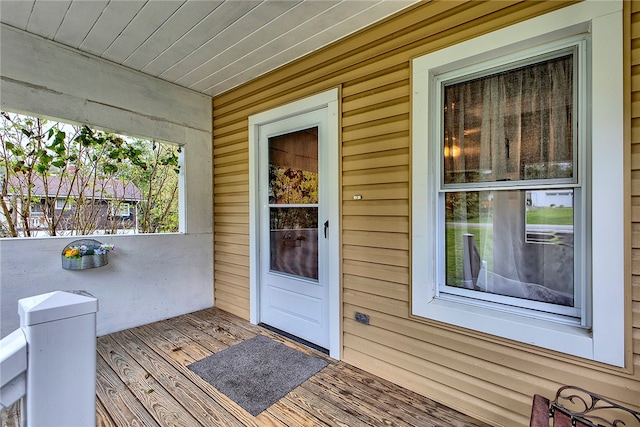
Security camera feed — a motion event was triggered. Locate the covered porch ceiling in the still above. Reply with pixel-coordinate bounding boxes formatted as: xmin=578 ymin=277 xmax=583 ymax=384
xmin=0 ymin=0 xmax=419 ymax=98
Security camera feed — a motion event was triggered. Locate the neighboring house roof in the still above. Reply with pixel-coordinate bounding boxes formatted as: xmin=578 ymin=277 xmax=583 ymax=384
xmin=6 ymin=174 xmax=143 ymax=202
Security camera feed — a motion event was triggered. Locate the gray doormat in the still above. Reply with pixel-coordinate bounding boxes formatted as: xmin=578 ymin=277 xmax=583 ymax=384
xmin=187 ymin=334 xmax=328 ymax=416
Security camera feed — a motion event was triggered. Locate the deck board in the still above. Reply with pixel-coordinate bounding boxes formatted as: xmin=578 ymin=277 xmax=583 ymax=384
xmin=1 ymin=307 xmax=490 ymax=426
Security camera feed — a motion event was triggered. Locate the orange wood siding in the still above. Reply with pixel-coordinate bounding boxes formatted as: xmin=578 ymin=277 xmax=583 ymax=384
xmin=213 ymin=1 xmax=640 ymax=425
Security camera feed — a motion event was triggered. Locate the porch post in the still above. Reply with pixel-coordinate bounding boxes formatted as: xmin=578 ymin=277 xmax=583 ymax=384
xmin=19 ymin=291 xmax=98 ymax=427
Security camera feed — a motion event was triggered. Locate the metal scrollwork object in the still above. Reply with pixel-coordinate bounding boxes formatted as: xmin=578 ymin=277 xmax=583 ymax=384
xmin=550 ymin=385 xmax=640 ymax=427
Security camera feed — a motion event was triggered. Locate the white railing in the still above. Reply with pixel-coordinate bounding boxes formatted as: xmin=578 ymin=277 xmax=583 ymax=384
xmin=0 ymin=291 xmax=98 ymax=427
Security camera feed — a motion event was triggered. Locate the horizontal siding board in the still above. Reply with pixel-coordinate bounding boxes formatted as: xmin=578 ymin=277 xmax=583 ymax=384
xmin=342 ymin=117 xmax=409 ymax=142
xmin=342 ymin=215 xmax=409 ymax=233
xmin=213 ymin=213 xmax=248 ymax=225
xmin=342 ymin=150 xmax=409 ymax=172
xmin=214 ymin=293 xmax=249 ymax=320
xmin=214 ymin=185 xmax=248 ymax=197
xmin=212 ymin=130 xmax=248 ymax=146
xmin=344 ymin=321 xmax=543 ymax=411
xmin=345 ymin=319 xmax=639 ymax=413
xmin=343 ymin=259 xmax=409 ymax=286
xmin=342 ymin=133 xmax=408 ymax=157
xmin=214 ymin=242 xmax=248 ymax=257
xmin=631 ymin=144 xmax=640 ymax=170
xmin=212 ymin=193 xmax=248 ymax=205
xmin=343 ymin=317 xmax=560 ymax=403
xmin=214 ymin=286 xmax=249 ymax=308
xmin=212 ymin=120 xmax=246 ymax=138
xmin=213 ymin=252 xmax=249 ymax=268
xmin=213 ymin=224 xmax=248 ymax=236
xmin=342 ymin=183 xmax=409 ymax=201
xmin=212 ymin=163 xmax=248 ymax=176
xmin=633 ymin=12 xmax=640 ymax=38
xmin=215 ymin=261 xmax=249 ymax=278
xmin=344 ymin=288 xmax=409 ymax=318
xmin=342 ymin=200 xmax=409 ymax=217
xmin=342 ymin=245 xmax=409 ymax=268
xmin=342 ymin=230 xmax=409 ymax=251
xmin=343 ymin=274 xmax=409 ymax=301
xmin=342 ymin=65 xmax=409 ymax=97
xmin=632 ymin=117 xmax=640 ymax=142
xmin=212 ymin=146 xmax=247 ymax=162
xmin=342 ymin=83 xmax=410 ymax=113
xmin=213 ymin=275 xmax=249 ymax=297
xmin=213 ymin=205 xmax=249 ymax=216
xmin=214 ymin=234 xmax=248 ymax=247
xmin=212 ymin=151 xmax=248 ymax=166
xmin=213 ymin=174 xmax=248 ymax=185
xmin=342 ymin=100 xmax=410 ymax=128
xmin=342 ymin=166 xmax=409 ymax=186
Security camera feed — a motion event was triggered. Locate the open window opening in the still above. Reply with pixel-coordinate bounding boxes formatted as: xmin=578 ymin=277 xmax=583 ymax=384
xmin=0 ymin=111 xmax=183 ymax=237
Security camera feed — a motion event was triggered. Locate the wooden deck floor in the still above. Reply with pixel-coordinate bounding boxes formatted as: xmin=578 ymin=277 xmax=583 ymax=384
xmin=3 ymin=308 xmax=489 ymax=426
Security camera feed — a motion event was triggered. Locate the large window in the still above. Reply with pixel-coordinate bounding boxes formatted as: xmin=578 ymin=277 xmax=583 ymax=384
xmin=438 ymin=44 xmax=583 ymax=322
xmin=411 ymin=2 xmax=624 ymax=366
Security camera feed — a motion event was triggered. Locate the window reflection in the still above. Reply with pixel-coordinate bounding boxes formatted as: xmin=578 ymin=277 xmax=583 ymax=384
xmin=445 ymin=190 xmax=574 ymax=307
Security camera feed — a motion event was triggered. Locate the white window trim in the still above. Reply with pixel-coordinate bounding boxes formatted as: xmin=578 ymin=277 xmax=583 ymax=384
xmin=55 ymin=198 xmax=71 ymax=211
xmin=411 ymin=1 xmax=624 ymax=366
xmin=111 ymin=202 xmax=131 ymax=217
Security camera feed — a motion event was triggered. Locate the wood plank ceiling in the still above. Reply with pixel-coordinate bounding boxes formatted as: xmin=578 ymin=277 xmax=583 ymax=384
xmin=0 ymin=0 xmax=419 ymax=97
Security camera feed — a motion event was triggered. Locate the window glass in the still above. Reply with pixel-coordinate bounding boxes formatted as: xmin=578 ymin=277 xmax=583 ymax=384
xmin=442 ymin=53 xmax=575 ymax=186
xmin=55 ymin=198 xmax=72 ymax=211
xmin=268 ymin=127 xmax=319 ymax=280
xmin=445 ymin=189 xmax=576 ymax=314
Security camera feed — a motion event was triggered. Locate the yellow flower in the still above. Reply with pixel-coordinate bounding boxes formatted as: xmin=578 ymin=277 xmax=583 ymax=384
xmin=65 ymin=248 xmax=80 ymax=258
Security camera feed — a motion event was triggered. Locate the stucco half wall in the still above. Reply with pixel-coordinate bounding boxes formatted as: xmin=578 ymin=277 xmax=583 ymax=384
xmin=0 ymin=24 xmax=213 ymax=337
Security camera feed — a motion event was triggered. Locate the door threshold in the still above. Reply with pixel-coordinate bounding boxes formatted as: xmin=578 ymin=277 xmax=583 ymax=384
xmin=259 ymin=323 xmax=329 ymax=355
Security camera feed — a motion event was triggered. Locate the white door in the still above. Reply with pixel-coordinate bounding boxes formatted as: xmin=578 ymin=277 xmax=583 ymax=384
xmin=258 ymin=108 xmax=330 ymax=348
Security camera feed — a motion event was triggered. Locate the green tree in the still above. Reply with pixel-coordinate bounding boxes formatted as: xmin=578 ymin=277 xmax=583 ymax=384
xmin=0 ymin=112 xmax=180 ymax=237
xmin=132 ymin=139 xmax=180 ymax=233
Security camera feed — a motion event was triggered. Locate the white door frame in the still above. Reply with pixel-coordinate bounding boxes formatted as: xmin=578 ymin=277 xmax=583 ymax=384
xmin=248 ymin=88 xmax=340 ymax=359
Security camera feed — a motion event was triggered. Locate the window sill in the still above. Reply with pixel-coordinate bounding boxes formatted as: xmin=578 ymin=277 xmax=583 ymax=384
xmin=413 ymin=296 xmax=594 ymax=360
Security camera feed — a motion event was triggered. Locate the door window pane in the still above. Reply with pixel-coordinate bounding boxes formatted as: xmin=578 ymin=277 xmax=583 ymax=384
xmin=269 ymin=207 xmax=318 ymax=279
xmin=268 ymin=127 xmax=319 ymax=280
xmin=269 ymin=128 xmax=318 ymax=204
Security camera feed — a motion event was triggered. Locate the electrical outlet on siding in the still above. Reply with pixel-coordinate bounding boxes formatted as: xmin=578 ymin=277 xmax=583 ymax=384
xmin=355 ymin=312 xmax=370 ymax=325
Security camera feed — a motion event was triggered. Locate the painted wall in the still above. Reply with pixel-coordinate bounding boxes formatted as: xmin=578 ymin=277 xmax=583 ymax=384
xmin=212 ymin=1 xmax=639 ymax=425
xmin=0 ymin=25 xmax=213 ymax=338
